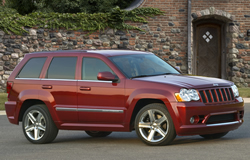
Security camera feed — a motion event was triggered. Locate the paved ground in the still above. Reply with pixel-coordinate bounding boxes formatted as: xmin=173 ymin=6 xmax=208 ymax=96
xmin=0 ymin=103 xmax=249 ymax=160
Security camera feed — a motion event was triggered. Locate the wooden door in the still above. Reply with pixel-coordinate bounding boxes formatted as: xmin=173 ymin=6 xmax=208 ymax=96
xmin=196 ymin=24 xmax=221 ymax=78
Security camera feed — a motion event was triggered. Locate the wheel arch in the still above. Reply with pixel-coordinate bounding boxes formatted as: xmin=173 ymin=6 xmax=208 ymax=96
xmin=129 ymin=98 xmax=165 ymax=130
xmin=18 ymin=99 xmax=46 ymax=122
xmin=17 ymin=89 xmax=59 ymax=123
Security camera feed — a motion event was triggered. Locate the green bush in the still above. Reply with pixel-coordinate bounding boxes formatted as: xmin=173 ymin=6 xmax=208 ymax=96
xmin=0 ymin=6 xmax=164 ymax=35
xmin=6 ymin=0 xmax=134 ymax=15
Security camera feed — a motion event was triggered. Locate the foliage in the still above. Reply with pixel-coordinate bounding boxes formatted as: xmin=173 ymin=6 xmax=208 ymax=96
xmin=6 ymin=0 xmax=134 ymax=15
xmin=0 ymin=93 xmax=7 ymax=110
xmin=0 ymin=6 xmax=164 ymax=35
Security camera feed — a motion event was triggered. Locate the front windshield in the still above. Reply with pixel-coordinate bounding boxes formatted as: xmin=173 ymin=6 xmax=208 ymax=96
xmin=109 ymin=54 xmax=180 ymax=78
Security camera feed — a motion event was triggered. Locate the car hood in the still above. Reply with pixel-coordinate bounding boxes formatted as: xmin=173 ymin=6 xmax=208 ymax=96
xmin=134 ymin=74 xmax=233 ymax=89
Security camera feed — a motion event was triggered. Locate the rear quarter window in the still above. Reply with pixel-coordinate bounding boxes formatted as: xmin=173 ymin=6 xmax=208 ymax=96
xmin=16 ymin=57 xmax=47 ymax=78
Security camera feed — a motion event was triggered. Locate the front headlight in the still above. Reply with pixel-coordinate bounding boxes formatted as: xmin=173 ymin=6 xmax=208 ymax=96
xmin=231 ymin=84 xmax=239 ymax=97
xmin=175 ymin=88 xmax=200 ymax=102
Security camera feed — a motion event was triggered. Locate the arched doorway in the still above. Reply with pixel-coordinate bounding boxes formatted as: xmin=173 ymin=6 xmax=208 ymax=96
xmin=193 ymin=19 xmax=228 ymax=79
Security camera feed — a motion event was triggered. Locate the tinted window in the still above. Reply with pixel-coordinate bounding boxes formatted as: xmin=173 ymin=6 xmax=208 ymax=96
xmin=82 ymin=58 xmax=114 ymax=80
xmin=46 ymin=57 xmax=77 ymax=79
xmin=17 ymin=57 xmax=47 ymax=78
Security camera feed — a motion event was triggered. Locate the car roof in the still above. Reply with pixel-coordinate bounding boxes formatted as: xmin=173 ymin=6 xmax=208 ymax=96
xmin=28 ymin=50 xmax=153 ymax=57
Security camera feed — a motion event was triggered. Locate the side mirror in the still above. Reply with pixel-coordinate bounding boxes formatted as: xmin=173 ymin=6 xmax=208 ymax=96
xmin=97 ymin=72 xmax=118 ymax=82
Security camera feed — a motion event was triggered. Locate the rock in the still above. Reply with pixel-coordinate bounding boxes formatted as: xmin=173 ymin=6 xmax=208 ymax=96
xmin=29 ymin=29 xmax=37 ymax=36
xmin=171 ymin=51 xmax=179 ymax=56
xmin=103 ymin=42 xmax=110 ymax=47
xmin=93 ymin=40 xmax=102 ymax=46
xmin=11 ymin=53 xmax=19 ymax=59
xmin=240 ymin=68 xmax=245 ymax=73
xmin=37 ymin=29 xmax=44 ymax=34
xmin=85 ymin=40 xmax=93 ymax=44
xmin=147 ymin=43 xmax=153 ymax=48
xmin=56 ymin=33 xmax=62 ymax=38
xmin=49 ymin=33 xmax=56 ymax=38
xmin=236 ymin=43 xmax=245 ymax=49
xmin=168 ymin=22 xmax=175 ymax=26
xmin=239 ymin=33 xmax=244 ymax=38
xmin=229 ymin=48 xmax=239 ymax=54
xmin=115 ymin=30 xmax=126 ymax=35
xmin=131 ymin=33 xmax=136 ymax=37
xmin=232 ymin=66 xmax=240 ymax=71
xmin=120 ymin=36 xmax=128 ymax=40
xmin=135 ymin=44 xmax=142 ymax=48
xmin=162 ymin=46 xmax=170 ymax=49
xmin=2 ymin=55 xmax=9 ymax=61
xmin=3 ymin=75 xmax=9 ymax=80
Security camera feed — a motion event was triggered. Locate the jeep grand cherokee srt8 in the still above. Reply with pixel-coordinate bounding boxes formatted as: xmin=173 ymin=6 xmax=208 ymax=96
xmin=5 ymin=50 xmax=244 ymax=146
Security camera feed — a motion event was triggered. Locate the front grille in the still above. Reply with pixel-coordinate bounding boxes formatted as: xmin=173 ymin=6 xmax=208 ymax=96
xmin=206 ymin=113 xmax=235 ymax=124
xmin=199 ymin=87 xmax=234 ymax=103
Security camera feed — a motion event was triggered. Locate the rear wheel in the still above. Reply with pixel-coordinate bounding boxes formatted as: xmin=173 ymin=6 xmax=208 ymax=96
xmin=85 ymin=131 xmax=112 ymax=137
xmin=200 ymin=132 xmax=229 ymax=139
xmin=22 ymin=104 xmax=58 ymax=144
xmin=135 ymin=103 xmax=176 ymax=146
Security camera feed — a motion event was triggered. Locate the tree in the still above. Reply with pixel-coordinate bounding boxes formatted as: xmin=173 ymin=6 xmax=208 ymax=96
xmin=6 ymin=0 xmax=134 ymax=15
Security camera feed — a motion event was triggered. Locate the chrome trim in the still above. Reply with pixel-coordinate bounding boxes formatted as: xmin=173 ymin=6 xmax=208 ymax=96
xmin=41 ymin=79 xmax=77 ymax=81
xmin=55 ymin=107 xmax=123 ymax=113
xmin=15 ymin=78 xmax=40 ymax=80
xmin=56 ymin=108 xmax=77 ymax=111
xmin=78 ymin=108 xmax=124 ymax=113
xmin=206 ymin=121 xmax=241 ymax=127
xmin=78 ymin=80 xmax=112 ymax=83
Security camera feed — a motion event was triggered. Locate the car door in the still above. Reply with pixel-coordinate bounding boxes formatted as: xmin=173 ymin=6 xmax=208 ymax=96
xmin=77 ymin=56 xmax=126 ymax=125
xmin=40 ymin=55 xmax=78 ymax=123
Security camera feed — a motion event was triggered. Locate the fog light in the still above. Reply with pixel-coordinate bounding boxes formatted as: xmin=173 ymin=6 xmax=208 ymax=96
xmin=190 ymin=117 xmax=195 ymax=124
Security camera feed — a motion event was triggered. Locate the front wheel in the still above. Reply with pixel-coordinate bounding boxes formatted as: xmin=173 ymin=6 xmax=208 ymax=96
xmin=22 ymin=104 xmax=58 ymax=144
xmin=85 ymin=131 xmax=112 ymax=137
xmin=200 ymin=132 xmax=229 ymax=139
xmin=135 ymin=103 xmax=176 ymax=146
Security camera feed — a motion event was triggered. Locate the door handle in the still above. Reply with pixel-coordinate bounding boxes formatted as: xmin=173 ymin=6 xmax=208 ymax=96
xmin=42 ymin=85 xmax=52 ymax=89
xmin=80 ymin=86 xmax=91 ymax=91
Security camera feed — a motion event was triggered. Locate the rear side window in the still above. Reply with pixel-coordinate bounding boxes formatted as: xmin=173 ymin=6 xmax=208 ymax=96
xmin=46 ymin=57 xmax=77 ymax=79
xmin=17 ymin=57 xmax=47 ymax=78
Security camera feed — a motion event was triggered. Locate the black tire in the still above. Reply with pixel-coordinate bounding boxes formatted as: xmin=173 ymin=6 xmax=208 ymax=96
xmin=200 ymin=132 xmax=229 ymax=139
xmin=85 ymin=131 xmax=112 ymax=137
xmin=22 ymin=104 xmax=58 ymax=144
xmin=135 ymin=103 xmax=176 ymax=146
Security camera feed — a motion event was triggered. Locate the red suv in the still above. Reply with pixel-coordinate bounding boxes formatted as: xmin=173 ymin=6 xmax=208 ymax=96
xmin=5 ymin=50 xmax=244 ymax=146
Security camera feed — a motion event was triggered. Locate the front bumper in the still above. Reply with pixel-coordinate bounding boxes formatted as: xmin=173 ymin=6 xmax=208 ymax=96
xmin=170 ymin=97 xmax=244 ymax=136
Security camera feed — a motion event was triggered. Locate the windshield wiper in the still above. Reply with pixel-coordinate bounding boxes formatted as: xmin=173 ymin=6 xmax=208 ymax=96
xmin=154 ymin=73 xmax=179 ymax=76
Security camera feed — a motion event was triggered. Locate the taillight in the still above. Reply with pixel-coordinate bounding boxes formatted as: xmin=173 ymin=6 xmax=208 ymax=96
xmin=7 ymin=81 xmax=13 ymax=95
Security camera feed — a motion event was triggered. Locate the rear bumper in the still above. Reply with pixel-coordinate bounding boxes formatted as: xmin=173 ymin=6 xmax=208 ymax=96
xmin=170 ymin=97 xmax=244 ymax=136
xmin=5 ymin=101 xmax=18 ymax=124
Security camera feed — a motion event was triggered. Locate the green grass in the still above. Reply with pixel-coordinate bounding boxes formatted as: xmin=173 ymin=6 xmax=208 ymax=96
xmin=0 ymin=93 xmax=7 ymax=110
xmin=238 ymin=88 xmax=250 ymax=98
xmin=0 ymin=88 xmax=249 ymax=111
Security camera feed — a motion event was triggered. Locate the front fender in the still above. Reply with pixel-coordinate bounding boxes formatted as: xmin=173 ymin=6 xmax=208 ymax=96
xmin=124 ymin=88 xmax=179 ymax=129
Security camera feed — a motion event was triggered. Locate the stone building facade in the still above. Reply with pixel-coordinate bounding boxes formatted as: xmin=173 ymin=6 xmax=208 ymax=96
xmin=0 ymin=0 xmax=250 ymax=92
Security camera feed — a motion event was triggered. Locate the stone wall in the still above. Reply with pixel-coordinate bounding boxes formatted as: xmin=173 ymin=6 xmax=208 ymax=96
xmin=189 ymin=0 xmax=250 ymax=87
xmin=0 ymin=0 xmax=250 ymax=92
